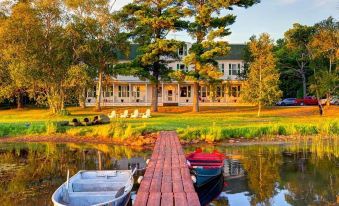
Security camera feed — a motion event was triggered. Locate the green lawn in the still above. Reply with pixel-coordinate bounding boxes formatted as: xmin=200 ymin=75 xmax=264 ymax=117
xmin=0 ymin=106 xmax=338 ymax=141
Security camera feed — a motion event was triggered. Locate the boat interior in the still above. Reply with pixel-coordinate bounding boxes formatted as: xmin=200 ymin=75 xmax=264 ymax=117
xmin=54 ymin=170 xmax=133 ymax=206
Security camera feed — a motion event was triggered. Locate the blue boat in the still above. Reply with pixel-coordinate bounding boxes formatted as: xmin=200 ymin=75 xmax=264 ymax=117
xmin=186 ymin=149 xmax=225 ymax=187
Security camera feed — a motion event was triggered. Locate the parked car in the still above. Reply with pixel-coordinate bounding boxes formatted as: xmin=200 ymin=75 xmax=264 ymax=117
xmin=276 ymin=98 xmax=297 ymax=106
xmin=296 ymin=96 xmax=318 ymax=106
xmin=330 ymin=96 xmax=339 ymax=105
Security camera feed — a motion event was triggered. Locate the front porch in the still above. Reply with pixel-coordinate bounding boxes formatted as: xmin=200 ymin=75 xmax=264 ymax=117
xmin=85 ymin=81 xmax=243 ymax=107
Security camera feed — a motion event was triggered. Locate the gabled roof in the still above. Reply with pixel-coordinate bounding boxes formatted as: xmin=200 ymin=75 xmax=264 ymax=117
xmin=216 ymin=44 xmax=246 ymax=60
xmin=116 ymin=44 xmax=141 ymax=61
xmin=117 ymin=43 xmax=245 ymax=61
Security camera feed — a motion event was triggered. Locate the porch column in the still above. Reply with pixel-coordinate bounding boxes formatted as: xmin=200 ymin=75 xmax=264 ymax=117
xmin=145 ymin=83 xmax=148 ymax=104
xmin=191 ymin=83 xmax=194 ymax=103
xmin=129 ymin=83 xmax=131 ymax=103
xmin=177 ymin=83 xmax=180 ymax=103
xmin=112 ymin=83 xmax=115 ymax=104
xmin=162 ymin=83 xmax=164 ymax=103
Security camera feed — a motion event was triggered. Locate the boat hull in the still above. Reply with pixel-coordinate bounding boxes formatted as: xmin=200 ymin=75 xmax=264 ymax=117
xmin=192 ymin=167 xmax=224 ymax=187
xmin=52 ymin=170 xmax=133 ymax=206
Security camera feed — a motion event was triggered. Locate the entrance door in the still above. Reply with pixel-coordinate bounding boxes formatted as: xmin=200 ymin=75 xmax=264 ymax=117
xmin=167 ymin=90 xmax=173 ymax=101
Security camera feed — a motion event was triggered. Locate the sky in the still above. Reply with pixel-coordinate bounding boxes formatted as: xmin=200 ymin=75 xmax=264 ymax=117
xmin=113 ymin=0 xmax=338 ymax=43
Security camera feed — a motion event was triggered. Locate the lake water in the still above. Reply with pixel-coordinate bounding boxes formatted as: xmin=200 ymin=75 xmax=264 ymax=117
xmin=0 ymin=142 xmax=338 ymax=206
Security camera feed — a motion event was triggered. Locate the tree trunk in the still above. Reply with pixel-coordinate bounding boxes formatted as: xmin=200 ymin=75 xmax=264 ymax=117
xmin=16 ymin=92 xmax=23 ymax=109
xmin=60 ymin=87 xmax=65 ymax=110
xmin=257 ymin=102 xmax=261 ymax=117
xmin=301 ymin=72 xmax=307 ymax=98
xmin=326 ymin=58 xmax=332 ymax=107
xmin=48 ymin=87 xmax=64 ymax=114
xmin=326 ymin=93 xmax=330 ymax=107
xmin=79 ymin=88 xmax=87 ymax=109
xmin=192 ymin=81 xmax=199 ymax=112
xmin=95 ymin=68 xmax=103 ymax=111
xmin=151 ymin=83 xmax=158 ymax=112
xmin=258 ymin=65 xmax=262 ymax=117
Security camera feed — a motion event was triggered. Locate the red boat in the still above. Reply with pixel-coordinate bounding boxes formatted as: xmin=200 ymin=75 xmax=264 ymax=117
xmin=186 ymin=149 xmax=225 ymax=187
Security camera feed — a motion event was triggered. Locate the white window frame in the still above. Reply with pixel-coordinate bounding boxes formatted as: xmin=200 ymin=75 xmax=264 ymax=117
xmin=118 ymin=85 xmax=129 ymax=97
xmin=229 ymin=64 xmax=241 ymax=75
xmin=180 ymin=86 xmax=191 ymax=97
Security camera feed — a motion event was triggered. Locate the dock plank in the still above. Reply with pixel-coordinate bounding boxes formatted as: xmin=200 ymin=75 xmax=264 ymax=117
xmin=135 ymin=131 xmax=200 ymax=206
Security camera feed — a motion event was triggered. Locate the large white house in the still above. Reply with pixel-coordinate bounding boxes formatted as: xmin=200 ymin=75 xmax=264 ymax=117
xmin=85 ymin=43 xmax=245 ymax=107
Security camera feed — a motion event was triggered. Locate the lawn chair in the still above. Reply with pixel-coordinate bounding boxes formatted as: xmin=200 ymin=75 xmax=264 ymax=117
xmin=142 ymin=109 xmax=151 ymax=118
xmin=131 ymin=109 xmax=139 ymax=118
xmin=120 ymin=110 xmax=129 ymax=118
xmin=108 ymin=110 xmax=117 ymax=119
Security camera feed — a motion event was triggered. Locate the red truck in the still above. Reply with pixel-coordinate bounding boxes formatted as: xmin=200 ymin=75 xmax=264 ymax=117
xmin=296 ymin=96 xmax=318 ymax=106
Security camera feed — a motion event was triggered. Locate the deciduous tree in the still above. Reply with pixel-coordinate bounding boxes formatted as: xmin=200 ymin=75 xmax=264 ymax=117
xmin=66 ymin=0 xmax=129 ymax=111
xmin=0 ymin=2 xmax=41 ymax=109
xmin=242 ymin=34 xmax=282 ymax=117
xmin=309 ymin=17 xmax=339 ymax=106
xmin=284 ymin=23 xmax=315 ymax=98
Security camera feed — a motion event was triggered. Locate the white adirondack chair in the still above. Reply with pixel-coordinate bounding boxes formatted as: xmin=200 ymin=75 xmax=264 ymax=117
xmin=108 ymin=111 xmax=116 ymax=119
xmin=130 ymin=109 xmax=139 ymax=118
xmin=120 ymin=110 xmax=129 ymax=118
xmin=142 ymin=109 xmax=151 ymax=118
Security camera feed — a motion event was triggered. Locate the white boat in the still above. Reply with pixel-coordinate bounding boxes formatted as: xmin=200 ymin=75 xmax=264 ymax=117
xmin=52 ymin=170 xmax=134 ymax=206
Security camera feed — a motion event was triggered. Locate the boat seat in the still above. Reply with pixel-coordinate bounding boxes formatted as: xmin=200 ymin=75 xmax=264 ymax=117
xmin=67 ymin=192 xmax=118 ymax=206
xmin=72 ymin=182 xmax=126 ymax=192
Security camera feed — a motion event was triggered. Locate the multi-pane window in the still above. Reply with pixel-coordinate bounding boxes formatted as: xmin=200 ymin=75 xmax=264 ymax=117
xmin=231 ymin=85 xmax=241 ymax=97
xmin=200 ymin=86 xmax=207 ymax=97
xmin=219 ymin=64 xmax=225 ymax=73
xmin=132 ymin=86 xmax=140 ymax=98
xmin=87 ymin=86 xmax=96 ymax=97
xmin=216 ymin=86 xmax=224 ymax=97
xmin=104 ymin=86 xmax=113 ymax=97
xmin=177 ymin=64 xmax=188 ymax=72
xmin=118 ymin=85 xmax=129 ymax=97
xmin=178 ymin=45 xmax=187 ymax=56
xmin=229 ymin=64 xmax=241 ymax=75
xmin=158 ymin=87 xmax=162 ymax=97
xmin=180 ymin=86 xmax=191 ymax=97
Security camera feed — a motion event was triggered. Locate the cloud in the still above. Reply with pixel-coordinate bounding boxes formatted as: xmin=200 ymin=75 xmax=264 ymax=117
xmin=312 ymin=0 xmax=336 ymax=7
xmin=111 ymin=0 xmax=132 ymax=11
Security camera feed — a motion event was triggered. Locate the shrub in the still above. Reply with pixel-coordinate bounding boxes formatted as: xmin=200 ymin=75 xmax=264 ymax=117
xmin=45 ymin=121 xmax=65 ymax=134
xmin=57 ymin=109 xmax=71 ymax=116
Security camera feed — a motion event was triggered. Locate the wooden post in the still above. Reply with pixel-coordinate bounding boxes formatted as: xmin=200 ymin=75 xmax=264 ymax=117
xmin=112 ymin=83 xmax=115 ymax=106
xmin=162 ymin=83 xmax=164 ymax=104
xmin=129 ymin=83 xmax=131 ymax=103
xmin=145 ymin=83 xmax=148 ymax=104
xmin=177 ymin=83 xmax=180 ymax=104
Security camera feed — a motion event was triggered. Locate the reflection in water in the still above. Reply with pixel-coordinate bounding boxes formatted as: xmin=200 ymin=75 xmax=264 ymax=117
xmin=0 ymin=142 xmax=338 ymax=206
xmin=196 ymin=174 xmax=225 ymax=206
xmin=0 ymin=143 xmax=151 ymax=206
xmin=185 ymin=143 xmax=339 ymax=206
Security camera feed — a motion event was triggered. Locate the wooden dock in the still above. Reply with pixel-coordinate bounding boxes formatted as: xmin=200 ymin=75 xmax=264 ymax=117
xmin=134 ymin=131 xmax=200 ymax=206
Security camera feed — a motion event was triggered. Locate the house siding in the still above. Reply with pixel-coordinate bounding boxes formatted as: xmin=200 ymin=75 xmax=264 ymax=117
xmin=86 ymin=43 xmax=246 ymax=107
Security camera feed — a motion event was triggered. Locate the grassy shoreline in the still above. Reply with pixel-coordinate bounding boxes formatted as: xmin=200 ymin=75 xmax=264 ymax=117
xmin=0 ymin=106 xmax=338 ymax=145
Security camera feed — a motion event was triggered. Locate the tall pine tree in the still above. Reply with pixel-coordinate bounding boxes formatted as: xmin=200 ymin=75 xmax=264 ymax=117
xmin=117 ymin=0 xmax=186 ymax=112
xmin=182 ymin=0 xmax=259 ymax=112
xmin=242 ymin=33 xmax=282 ymax=117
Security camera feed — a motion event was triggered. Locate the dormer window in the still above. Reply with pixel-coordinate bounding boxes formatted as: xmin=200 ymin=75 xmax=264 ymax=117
xmin=177 ymin=64 xmax=188 ymax=72
xmin=219 ymin=64 xmax=225 ymax=73
xmin=178 ymin=45 xmax=187 ymax=56
xmin=229 ymin=63 xmax=241 ymax=75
